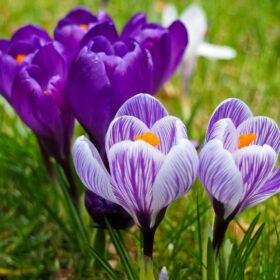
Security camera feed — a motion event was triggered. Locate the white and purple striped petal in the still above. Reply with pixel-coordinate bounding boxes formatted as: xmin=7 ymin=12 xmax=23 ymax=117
xmin=199 ymin=140 xmax=243 ymax=219
xmin=151 ymin=116 xmax=188 ymax=154
xmin=105 ymin=115 xmax=148 ymax=153
xmin=108 ymin=140 xmax=165 ymax=227
xmin=206 ymin=98 xmax=253 ymax=140
xmin=233 ymin=144 xmax=277 ymax=203
xmin=206 ymin=118 xmax=238 ymax=152
xmin=115 ymin=93 xmax=168 ymax=128
xmin=72 ymin=136 xmax=116 ymax=202
xmin=237 ymin=116 xmax=280 ymax=153
xmin=241 ymin=167 xmax=280 ymax=210
xmin=152 ymin=139 xmax=198 ymax=220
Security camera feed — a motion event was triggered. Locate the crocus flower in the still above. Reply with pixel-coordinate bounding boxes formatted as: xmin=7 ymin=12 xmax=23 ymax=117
xmin=0 ymin=25 xmax=51 ymax=102
xmin=199 ymin=98 xmax=280 ymax=253
xmin=54 ymin=7 xmax=111 ymax=61
xmin=162 ymin=4 xmax=236 ymax=80
xmin=85 ymin=190 xmax=134 ymax=229
xmin=73 ymin=94 xmax=198 ymax=264
xmin=121 ymin=12 xmax=188 ymax=92
xmin=11 ymin=42 xmax=74 ymax=164
xmin=68 ymin=16 xmax=188 ymax=158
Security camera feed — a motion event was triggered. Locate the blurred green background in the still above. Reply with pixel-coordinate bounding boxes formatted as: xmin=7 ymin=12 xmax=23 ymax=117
xmin=0 ymin=0 xmax=279 ymax=279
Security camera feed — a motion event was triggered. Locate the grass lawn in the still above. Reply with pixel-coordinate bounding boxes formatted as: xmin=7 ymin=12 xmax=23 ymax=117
xmin=0 ymin=0 xmax=279 ymax=279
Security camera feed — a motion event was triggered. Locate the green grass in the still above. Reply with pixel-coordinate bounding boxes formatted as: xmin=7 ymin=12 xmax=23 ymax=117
xmin=0 ymin=0 xmax=279 ymax=279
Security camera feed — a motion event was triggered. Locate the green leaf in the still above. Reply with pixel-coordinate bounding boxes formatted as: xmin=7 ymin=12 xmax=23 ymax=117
xmin=105 ymin=219 xmax=137 ymax=280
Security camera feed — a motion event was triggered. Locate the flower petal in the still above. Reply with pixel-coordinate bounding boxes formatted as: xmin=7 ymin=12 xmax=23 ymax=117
xmin=105 ymin=115 xmax=149 ymax=153
xmin=151 ymin=116 xmax=188 ymax=154
xmin=72 ymin=136 xmax=116 ymax=202
xmin=199 ymin=140 xmax=243 ymax=219
xmin=153 ymin=139 xmax=198 ymax=217
xmin=207 ymin=98 xmax=253 ymax=139
xmin=167 ymin=20 xmax=188 ymax=78
xmin=198 ymin=42 xmax=237 ymax=60
xmin=237 ymin=116 xmax=280 ymax=153
xmin=206 ymin=118 xmax=238 ymax=152
xmin=108 ymin=140 xmax=165 ymax=228
xmin=115 ymin=93 xmax=168 ymax=128
xmin=242 ymin=167 xmax=280 ymax=210
xmin=233 ymin=144 xmax=277 ymax=204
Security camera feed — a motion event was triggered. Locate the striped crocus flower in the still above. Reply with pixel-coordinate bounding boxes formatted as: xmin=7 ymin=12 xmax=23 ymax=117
xmin=199 ymin=98 xmax=280 ymax=253
xmin=73 ymin=94 xmax=198 ymax=260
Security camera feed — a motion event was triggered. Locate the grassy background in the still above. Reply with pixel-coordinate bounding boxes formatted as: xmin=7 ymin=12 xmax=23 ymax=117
xmin=0 ymin=0 xmax=279 ymax=279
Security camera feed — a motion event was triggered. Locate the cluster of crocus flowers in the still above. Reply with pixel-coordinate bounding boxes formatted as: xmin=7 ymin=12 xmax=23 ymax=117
xmin=73 ymin=94 xmax=199 ymax=277
xmin=199 ymin=98 xmax=280 ymax=253
xmin=0 ymin=7 xmax=188 ymax=222
xmin=66 ymin=9 xmax=188 ymax=158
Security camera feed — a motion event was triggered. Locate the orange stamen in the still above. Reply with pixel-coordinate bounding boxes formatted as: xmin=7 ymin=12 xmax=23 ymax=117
xmin=80 ymin=24 xmax=88 ymax=31
xmin=134 ymin=132 xmax=160 ymax=147
xmin=43 ymin=90 xmax=48 ymax=94
xmin=239 ymin=134 xmax=257 ymax=148
xmin=15 ymin=54 xmax=27 ymax=63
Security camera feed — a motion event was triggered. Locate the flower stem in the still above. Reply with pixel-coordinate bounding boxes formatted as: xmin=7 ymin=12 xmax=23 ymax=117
xmin=140 ymin=228 xmax=155 ymax=280
xmin=36 ymin=136 xmax=53 ymax=176
xmin=59 ymin=158 xmax=79 ymax=207
xmin=212 ymin=216 xmax=230 ymax=256
xmin=94 ymin=228 xmax=106 ymax=269
xmin=140 ymin=255 xmax=155 ymax=280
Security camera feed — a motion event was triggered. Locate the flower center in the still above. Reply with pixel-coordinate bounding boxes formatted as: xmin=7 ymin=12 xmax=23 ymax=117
xmin=79 ymin=24 xmax=88 ymax=31
xmin=15 ymin=54 xmax=27 ymax=63
xmin=43 ymin=90 xmax=48 ymax=94
xmin=238 ymin=133 xmax=257 ymax=148
xmin=134 ymin=132 xmax=160 ymax=147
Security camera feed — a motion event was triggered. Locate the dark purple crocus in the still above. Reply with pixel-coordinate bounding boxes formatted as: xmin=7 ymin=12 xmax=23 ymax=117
xmin=85 ymin=190 xmax=134 ymax=229
xmin=54 ymin=7 xmax=112 ymax=61
xmin=68 ymin=15 xmax=188 ymax=158
xmin=11 ymin=42 xmax=74 ymax=165
xmin=199 ymin=98 xmax=280 ymax=253
xmin=0 ymin=24 xmax=51 ymax=102
xmin=121 ymin=12 xmax=188 ymax=92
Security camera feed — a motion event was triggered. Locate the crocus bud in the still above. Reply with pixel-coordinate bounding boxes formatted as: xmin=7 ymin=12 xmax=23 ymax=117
xmin=85 ymin=190 xmax=134 ymax=229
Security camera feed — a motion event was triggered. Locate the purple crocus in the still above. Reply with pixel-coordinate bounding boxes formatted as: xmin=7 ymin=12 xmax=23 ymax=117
xmin=68 ymin=15 xmax=188 ymax=158
xmin=73 ymin=94 xmax=198 ymax=260
xmin=121 ymin=12 xmax=188 ymax=92
xmin=54 ymin=7 xmax=112 ymax=61
xmin=199 ymin=98 xmax=280 ymax=253
xmin=0 ymin=24 xmax=51 ymax=102
xmin=85 ymin=190 xmax=134 ymax=229
xmin=11 ymin=42 xmax=74 ymax=164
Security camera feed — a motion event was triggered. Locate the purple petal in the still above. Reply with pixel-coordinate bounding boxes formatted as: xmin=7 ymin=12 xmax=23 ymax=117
xmin=199 ymin=140 xmax=243 ymax=219
xmin=0 ymin=39 xmax=9 ymax=52
xmin=233 ymin=144 xmax=277 ymax=204
xmin=153 ymin=139 xmax=198 ymax=217
xmin=151 ymin=116 xmax=188 ymax=154
xmin=67 ymin=46 xmax=112 ymax=151
xmin=116 ymin=94 xmax=168 ymax=128
xmin=105 ymin=115 xmax=149 ymax=153
xmin=121 ymin=13 xmax=147 ymax=39
xmin=110 ymin=40 xmax=154 ymax=109
xmin=73 ymin=136 xmax=116 ymax=201
xmin=11 ymin=24 xmax=51 ymax=46
xmin=167 ymin=20 xmax=188 ymax=76
xmin=207 ymin=98 xmax=253 ymax=139
xmin=242 ymin=167 xmax=280 ymax=209
xmin=206 ymin=118 xmax=238 ymax=152
xmin=108 ymin=140 xmax=165 ymax=228
xmin=237 ymin=116 xmax=280 ymax=153
xmin=80 ymin=21 xmax=119 ymax=48
xmin=0 ymin=54 xmax=18 ymax=101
